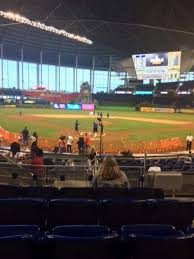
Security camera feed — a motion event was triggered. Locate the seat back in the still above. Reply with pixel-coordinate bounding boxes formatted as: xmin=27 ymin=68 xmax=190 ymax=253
xmin=151 ymin=199 xmax=194 ymax=231
xmin=99 ymin=199 xmax=151 ymax=229
xmin=0 ymin=225 xmax=40 ymax=259
xmin=0 ymin=198 xmax=46 ymax=227
xmin=47 ymin=225 xmax=118 ymax=259
xmin=48 ymin=199 xmax=98 ymax=227
xmin=121 ymin=225 xmax=193 ymax=259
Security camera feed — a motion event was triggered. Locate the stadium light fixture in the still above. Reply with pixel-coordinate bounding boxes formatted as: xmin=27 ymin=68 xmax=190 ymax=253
xmin=0 ymin=10 xmax=93 ymax=45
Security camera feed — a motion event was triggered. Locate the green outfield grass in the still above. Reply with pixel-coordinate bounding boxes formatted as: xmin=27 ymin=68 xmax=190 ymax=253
xmin=0 ymin=106 xmax=193 ymax=142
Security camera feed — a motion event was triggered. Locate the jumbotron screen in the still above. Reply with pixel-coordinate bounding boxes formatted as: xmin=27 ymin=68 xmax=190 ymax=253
xmin=132 ymin=51 xmax=181 ymax=80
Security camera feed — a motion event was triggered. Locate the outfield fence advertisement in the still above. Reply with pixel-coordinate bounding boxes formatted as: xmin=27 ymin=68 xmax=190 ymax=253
xmin=53 ymin=103 xmax=95 ymax=111
xmin=140 ymin=107 xmax=194 ymax=114
xmin=140 ymin=107 xmax=175 ymax=113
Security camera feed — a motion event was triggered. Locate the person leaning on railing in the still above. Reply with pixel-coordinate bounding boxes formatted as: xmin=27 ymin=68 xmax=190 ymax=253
xmin=92 ymin=156 xmax=130 ymax=189
xmin=25 ymin=147 xmax=44 ymax=179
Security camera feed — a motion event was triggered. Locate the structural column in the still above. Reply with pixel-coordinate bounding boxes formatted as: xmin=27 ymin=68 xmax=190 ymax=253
xmin=37 ymin=64 xmax=40 ymax=86
xmin=0 ymin=44 xmax=4 ymax=88
xmin=75 ymin=55 xmax=78 ymax=92
xmin=107 ymin=55 xmax=112 ymax=93
xmin=21 ymin=47 xmax=24 ymax=89
xmin=58 ymin=52 xmax=61 ymax=92
xmin=47 ymin=65 xmax=50 ymax=90
xmin=55 ymin=65 xmax=58 ymax=92
xmin=92 ymin=56 xmax=95 ymax=93
xmin=40 ymin=50 xmax=43 ymax=86
xmin=27 ymin=63 xmax=30 ymax=89
xmin=17 ymin=61 xmax=20 ymax=89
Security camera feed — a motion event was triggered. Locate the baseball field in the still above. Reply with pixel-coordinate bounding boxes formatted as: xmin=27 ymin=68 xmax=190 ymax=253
xmin=0 ymin=106 xmax=193 ymax=142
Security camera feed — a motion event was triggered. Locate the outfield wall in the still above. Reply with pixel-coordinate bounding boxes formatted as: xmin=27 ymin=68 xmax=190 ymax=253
xmin=0 ymin=127 xmax=184 ymax=154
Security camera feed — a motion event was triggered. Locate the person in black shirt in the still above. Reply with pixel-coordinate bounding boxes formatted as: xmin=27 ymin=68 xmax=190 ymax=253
xmin=77 ymin=137 xmax=84 ymax=154
xmin=93 ymin=122 xmax=98 ymax=135
xmin=100 ymin=122 xmax=104 ymax=135
xmin=10 ymin=141 xmax=20 ymax=157
xmin=22 ymin=126 xmax=29 ymax=146
xmin=88 ymin=146 xmax=97 ymax=166
xmin=75 ymin=120 xmax=79 ymax=133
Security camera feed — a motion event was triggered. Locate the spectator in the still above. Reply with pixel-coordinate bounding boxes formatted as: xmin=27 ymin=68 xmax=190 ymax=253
xmin=30 ymin=135 xmax=36 ymax=143
xmin=88 ymin=146 xmax=97 ymax=166
xmin=31 ymin=147 xmax=44 ymax=178
xmin=100 ymin=122 xmax=104 ymax=135
xmin=32 ymin=131 xmax=38 ymax=142
xmin=186 ymin=133 xmax=193 ymax=154
xmin=17 ymin=133 xmax=23 ymax=144
xmin=22 ymin=126 xmax=29 ymax=146
xmin=74 ymin=120 xmax=79 ymax=134
xmin=88 ymin=146 xmax=97 ymax=177
xmin=58 ymin=136 xmax=66 ymax=153
xmin=93 ymin=122 xmax=98 ymax=135
xmin=148 ymin=161 xmax=161 ymax=172
xmin=92 ymin=156 xmax=130 ymax=189
xmin=0 ymin=133 xmax=3 ymax=146
xmin=10 ymin=141 xmax=20 ymax=157
xmin=66 ymin=135 xmax=73 ymax=153
xmin=77 ymin=137 xmax=84 ymax=154
xmin=30 ymin=141 xmax=38 ymax=154
xmin=84 ymin=133 xmax=90 ymax=154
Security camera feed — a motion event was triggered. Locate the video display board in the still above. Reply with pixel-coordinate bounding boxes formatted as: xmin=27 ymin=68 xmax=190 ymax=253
xmin=132 ymin=51 xmax=181 ymax=80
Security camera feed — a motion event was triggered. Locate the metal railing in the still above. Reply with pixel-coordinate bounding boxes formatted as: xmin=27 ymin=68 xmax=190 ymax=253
xmin=0 ymin=162 xmax=144 ymax=188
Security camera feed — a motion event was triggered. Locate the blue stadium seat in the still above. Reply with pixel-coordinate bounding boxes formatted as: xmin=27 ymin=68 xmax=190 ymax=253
xmin=47 ymin=225 xmax=118 ymax=259
xmin=0 ymin=198 xmax=46 ymax=227
xmin=99 ymin=199 xmax=152 ymax=229
xmin=150 ymin=199 xmax=194 ymax=231
xmin=0 ymin=185 xmax=22 ymax=198
xmin=22 ymin=186 xmax=59 ymax=199
xmin=0 ymin=225 xmax=40 ymax=238
xmin=121 ymin=224 xmax=183 ymax=239
xmin=0 ymin=225 xmax=40 ymax=259
xmin=121 ymin=224 xmax=193 ymax=259
xmin=48 ymin=199 xmax=98 ymax=228
xmin=59 ymin=187 xmax=95 ymax=199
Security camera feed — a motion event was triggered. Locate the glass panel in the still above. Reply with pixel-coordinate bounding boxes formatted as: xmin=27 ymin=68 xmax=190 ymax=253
xmin=94 ymin=70 xmax=108 ymax=93
xmin=48 ymin=65 xmax=55 ymax=91
xmin=28 ymin=62 xmax=37 ymax=89
xmin=66 ymin=67 xmax=74 ymax=93
xmin=7 ymin=60 xmax=17 ymax=89
xmin=42 ymin=64 xmax=49 ymax=89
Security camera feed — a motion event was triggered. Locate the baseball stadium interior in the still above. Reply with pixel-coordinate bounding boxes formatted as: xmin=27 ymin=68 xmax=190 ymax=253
xmin=1 ymin=1 xmax=194 ymax=258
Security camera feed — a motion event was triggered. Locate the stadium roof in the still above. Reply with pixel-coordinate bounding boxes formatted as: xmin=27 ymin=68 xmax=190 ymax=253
xmin=0 ymin=0 xmax=194 ymax=69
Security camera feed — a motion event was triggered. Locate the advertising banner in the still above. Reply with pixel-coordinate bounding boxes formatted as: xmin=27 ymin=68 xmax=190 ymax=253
xmin=141 ymin=107 xmax=175 ymax=113
xmin=140 ymin=107 xmax=155 ymax=112
xmin=81 ymin=104 xmax=95 ymax=111
xmin=180 ymin=109 xmax=194 ymax=114
xmin=154 ymin=108 xmax=175 ymax=113
xmin=66 ymin=104 xmax=81 ymax=110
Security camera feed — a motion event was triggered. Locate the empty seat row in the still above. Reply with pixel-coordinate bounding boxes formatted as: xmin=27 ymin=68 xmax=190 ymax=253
xmin=0 ymin=198 xmax=192 ymax=231
xmin=0 ymin=224 xmax=193 ymax=259
xmin=0 ymin=185 xmax=164 ymax=199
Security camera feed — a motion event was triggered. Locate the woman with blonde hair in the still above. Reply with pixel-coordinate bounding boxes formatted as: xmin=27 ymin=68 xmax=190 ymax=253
xmin=92 ymin=156 xmax=130 ymax=189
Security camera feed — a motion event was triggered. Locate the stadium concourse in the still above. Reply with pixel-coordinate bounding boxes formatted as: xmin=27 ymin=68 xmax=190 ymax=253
xmin=1 ymin=0 xmax=194 ymax=258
